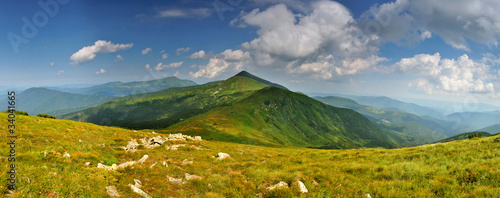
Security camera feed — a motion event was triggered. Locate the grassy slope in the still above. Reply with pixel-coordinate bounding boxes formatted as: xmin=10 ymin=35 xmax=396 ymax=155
xmin=63 ymin=76 xmax=397 ymax=149
xmin=62 ymin=76 xmax=268 ymax=129
xmin=436 ymin=132 xmax=493 ymax=143
xmin=1 ymin=113 xmax=500 ymax=197
xmin=167 ymin=87 xmax=399 ymax=149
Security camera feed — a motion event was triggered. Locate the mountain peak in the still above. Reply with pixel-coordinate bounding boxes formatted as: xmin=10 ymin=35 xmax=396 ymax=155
xmin=232 ymin=71 xmax=288 ymax=90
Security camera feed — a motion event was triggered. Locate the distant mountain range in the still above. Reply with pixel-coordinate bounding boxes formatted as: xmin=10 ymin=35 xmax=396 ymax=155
xmin=0 ymin=88 xmax=115 ymax=116
xmin=345 ymin=96 xmax=444 ymax=119
xmin=436 ymin=131 xmax=493 ymax=143
xmin=62 ymin=72 xmax=400 ymax=149
xmin=48 ymin=76 xmax=197 ymax=97
xmin=446 ymin=111 xmax=500 ymax=132
xmin=315 ymin=96 xmax=449 ymax=145
xmin=478 ymin=124 xmax=500 ymax=134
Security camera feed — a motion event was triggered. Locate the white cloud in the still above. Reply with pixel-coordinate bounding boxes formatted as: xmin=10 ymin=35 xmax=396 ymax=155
xmin=162 ymin=53 xmax=169 ymax=59
xmin=234 ymin=1 xmax=381 ymax=78
xmin=142 ymin=48 xmax=152 ymax=55
xmin=96 ymin=69 xmax=106 ymax=75
xmin=366 ymin=0 xmax=500 ymax=50
xmin=145 ymin=64 xmax=151 ymax=69
xmin=173 ymin=71 xmax=180 ymax=77
xmin=70 ymin=40 xmax=133 ymax=64
xmin=57 ymin=70 xmax=64 ymax=75
xmin=160 ymin=50 xmax=165 ymax=54
xmin=158 ymin=8 xmax=212 ymax=18
xmin=176 ymin=47 xmax=191 ymax=55
xmin=114 ymin=55 xmax=124 ymax=62
xmin=50 ymin=62 xmax=55 ymax=66
xmin=189 ymin=50 xmax=213 ymax=59
xmin=154 ymin=61 xmax=183 ymax=71
xmin=394 ymin=53 xmax=494 ymax=94
xmin=190 ymin=49 xmax=250 ymax=78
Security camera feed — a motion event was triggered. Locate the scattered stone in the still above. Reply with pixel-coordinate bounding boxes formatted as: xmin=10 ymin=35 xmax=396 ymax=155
xmin=79 ymin=139 xmax=82 ymax=143
xmin=138 ymin=155 xmax=149 ymax=164
xmin=63 ymin=153 xmax=70 ymax=158
xmin=129 ymin=179 xmax=152 ymax=198
xmin=217 ymin=152 xmax=230 ymax=160
xmin=162 ymin=161 xmax=168 ymax=167
xmin=365 ymin=193 xmax=372 ymax=198
xmin=105 ymin=186 xmax=120 ymax=197
xmin=266 ymin=181 xmax=288 ymax=191
xmin=167 ymin=144 xmax=186 ymax=150
xmin=150 ymin=162 xmax=157 ymax=169
xmin=208 ymin=183 xmax=213 ymax=189
xmin=97 ymin=155 xmax=148 ymax=171
xmin=43 ymin=152 xmax=48 ymax=157
xmin=185 ymin=173 xmax=203 ymax=180
xmin=124 ymin=139 xmax=140 ymax=152
xmin=312 ymin=180 xmax=319 ymax=186
xmin=296 ymin=180 xmax=308 ymax=193
xmin=182 ymin=159 xmax=193 ymax=165
xmin=168 ymin=176 xmax=186 ymax=185
xmin=118 ymin=161 xmax=136 ymax=169
xmin=85 ymin=162 xmax=92 ymax=166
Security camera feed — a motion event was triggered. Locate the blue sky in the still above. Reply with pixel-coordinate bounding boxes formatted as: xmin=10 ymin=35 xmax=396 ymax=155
xmin=1 ymin=0 xmax=500 ymax=105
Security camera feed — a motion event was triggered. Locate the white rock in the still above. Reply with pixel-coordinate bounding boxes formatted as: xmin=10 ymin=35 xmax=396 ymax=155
xmin=63 ymin=153 xmax=70 ymax=158
xmin=138 ymin=155 xmax=149 ymax=164
xmin=85 ymin=162 xmax=92 ymax=166
xmin=217 ymin=152 xmax=230 ymax=160
xmin=365 ymin=193 xmax=372 ymax=198
xmin=150 ymin=162 xmax=157 ymax=169
xmin=266 ymin=181 xmax=288 ymax=191
xmin=182 ymin=159 xmax=193 ymax=165
xmin=185 ymin=173 xmax=202 ymax=180
xmin=162 ymin=161 xmax=168 ymax=167
xmin=129 ymin=179 xmax=152 ymax=198
xmin=124 ymin=139 xmax=139 ymax=152
xmin=168 ymin=176 xmax=186 ymax=185
xmin=105 ymin=185 xmax=121 ymax=197
xmin=297 ymin=180 xmax=308 ymax=193
xmin=167 ymin=144 xmax=186 ymax=150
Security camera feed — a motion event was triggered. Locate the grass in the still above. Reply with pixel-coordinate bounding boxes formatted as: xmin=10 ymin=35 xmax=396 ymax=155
xmin=1 ymin=113 xmax=500 ymax=197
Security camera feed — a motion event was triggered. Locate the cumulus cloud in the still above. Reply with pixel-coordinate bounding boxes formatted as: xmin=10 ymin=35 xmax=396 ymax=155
xmin=142 ymin=48 xmax=152 ymax=55
xmin=365 ymin=0 xmax=500 ymax=50
xmin=154 ymin=61 xmax=183 ymax=71
xmin=176 ymin=47 xmax=190 ymax=55
xmin=50 ymin=62 xmax=55 ymax=66
xmin=394 ymin=53 xmax=494 ymax=94
xmin=114 ymin=55 xmax=124 ymax=62
xmin=189 ymin=50 xmax=213 ymax=59
xmin=233 ymin=1 xmax=381 ymax=78
xmin=190 ymin=49 xmax=250 ymax=78
xmin=57 ymin=70 xmax=64 ymax=75
xmin=145 ymin=64 xmax=151 ymax=69
xmin=70 ymin=40 xmax=133 ymax=64
xmin=158 ymin=8 xmax=212 ymax=18
xmin=162 ymin=53 xmax=169 ymax=59
xmin=96 ymin=69 xmax=106 ymax=75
